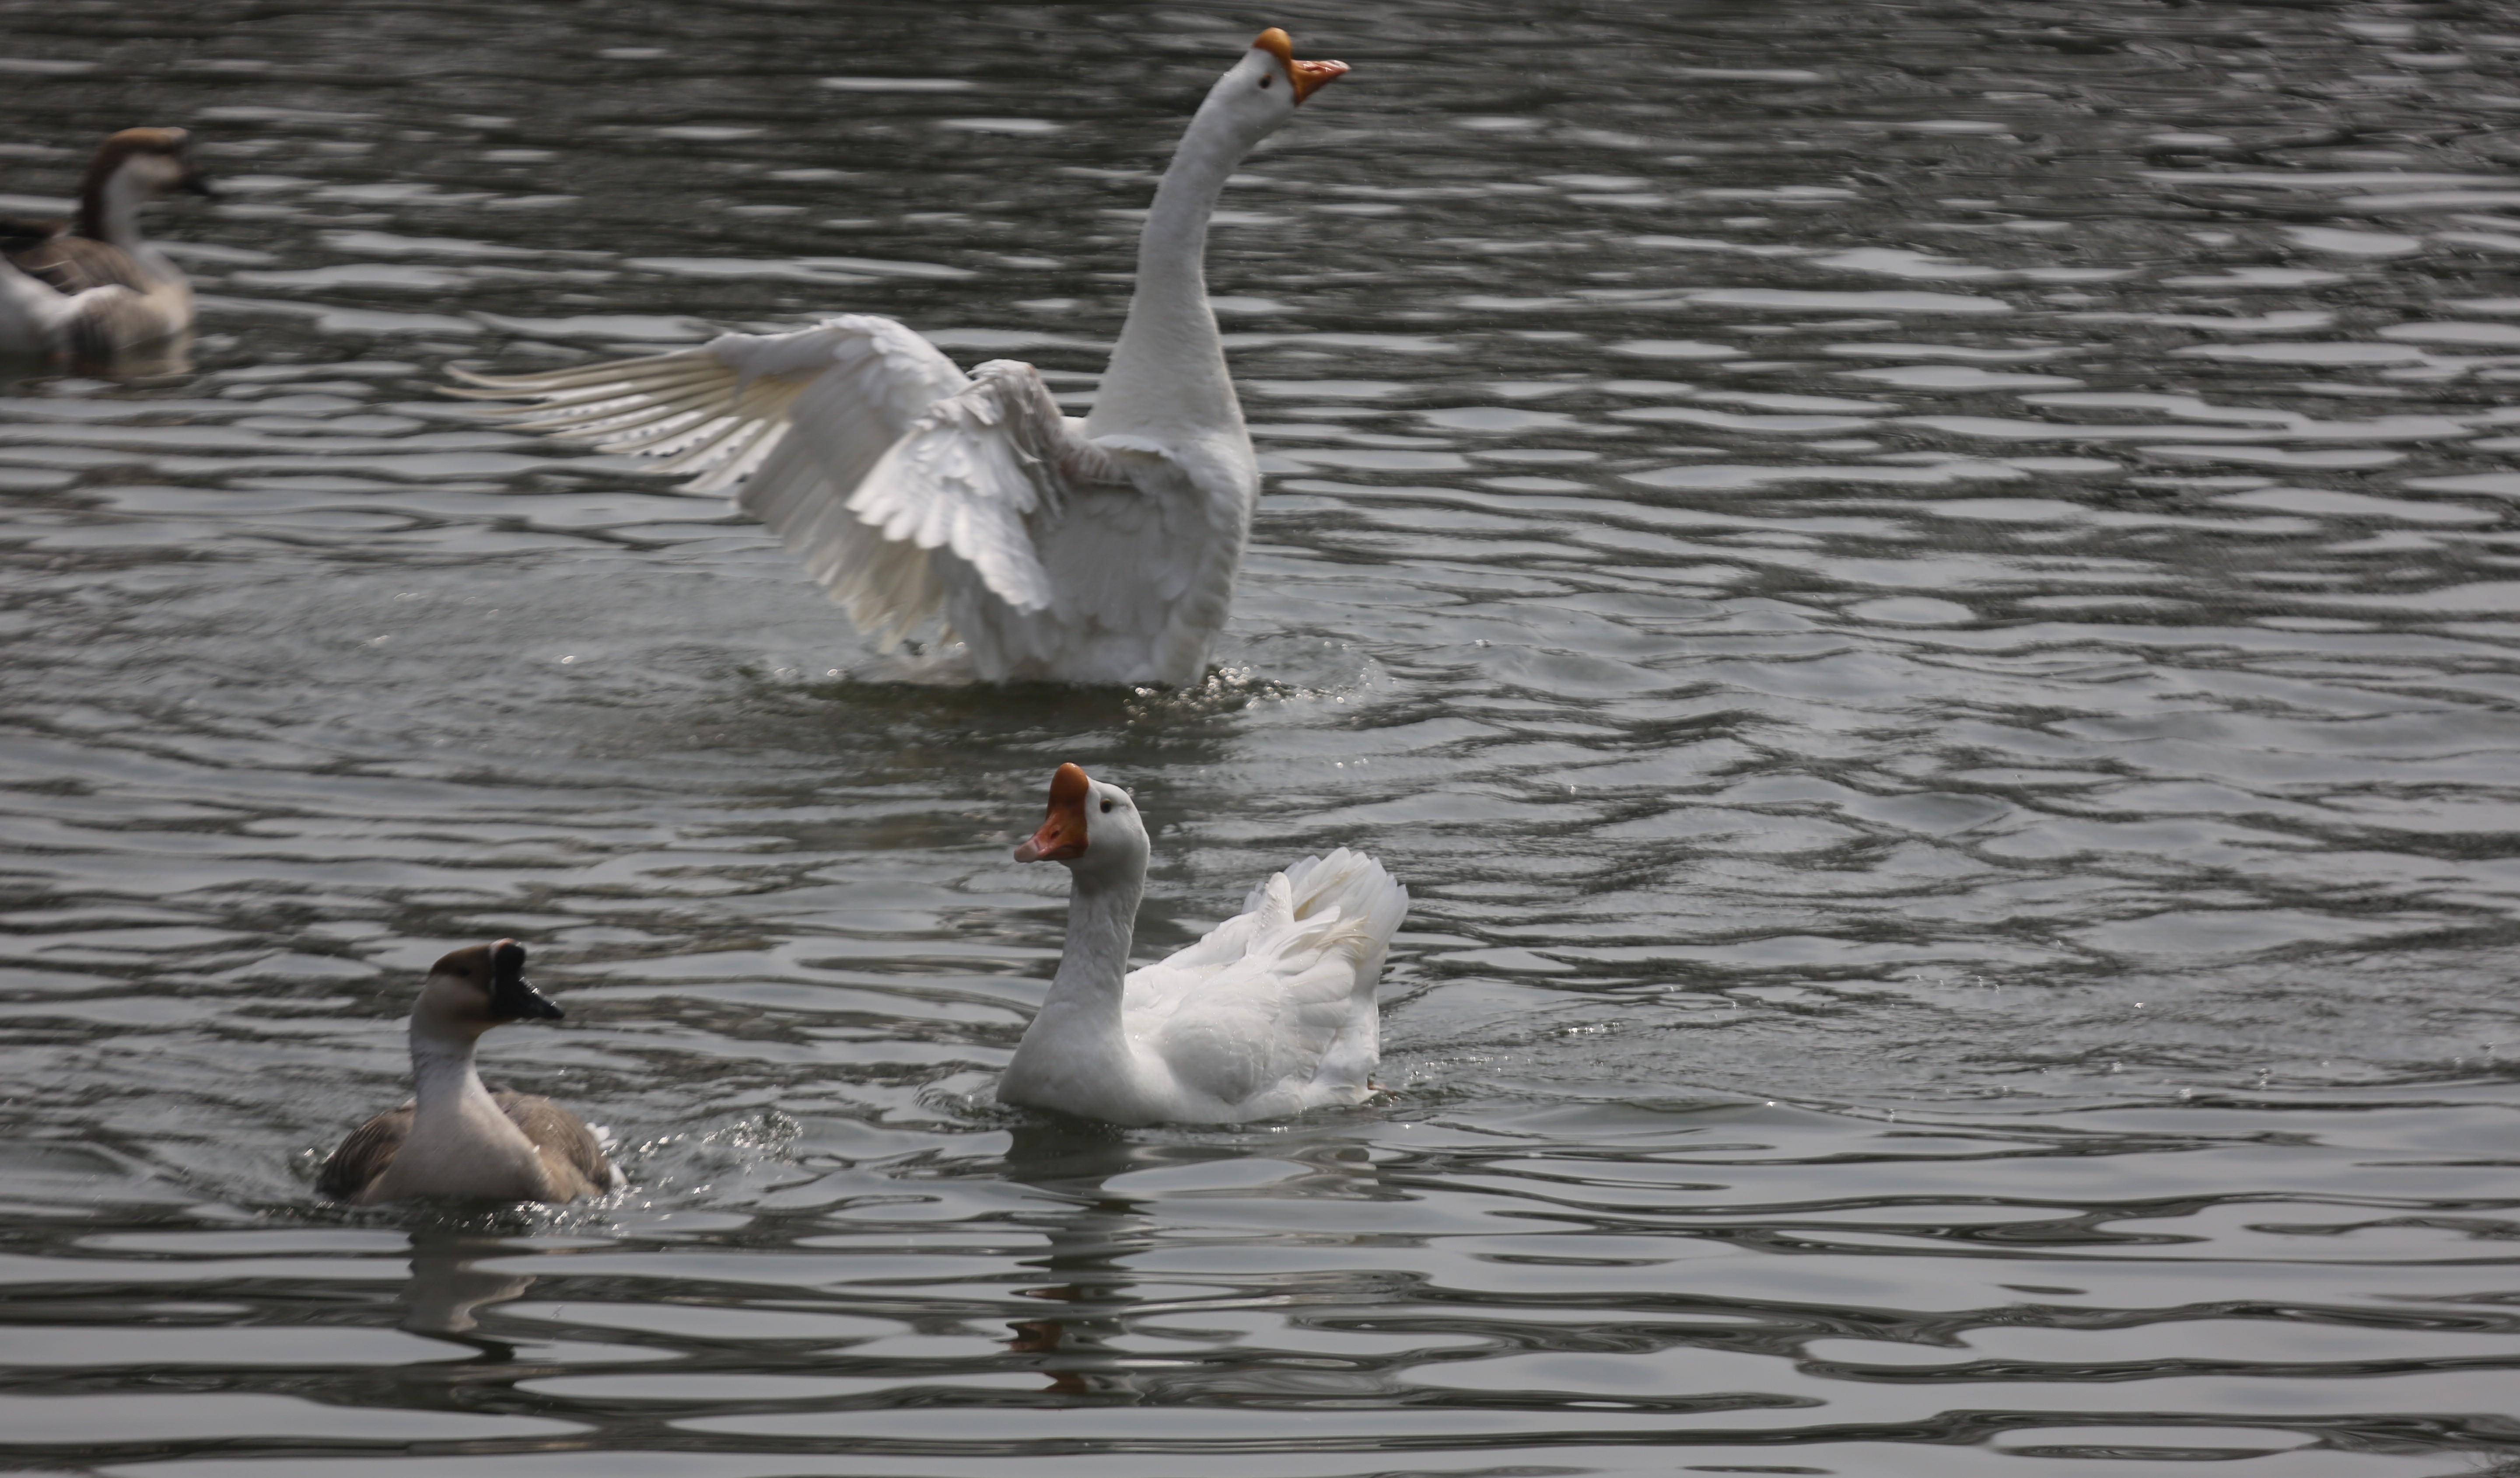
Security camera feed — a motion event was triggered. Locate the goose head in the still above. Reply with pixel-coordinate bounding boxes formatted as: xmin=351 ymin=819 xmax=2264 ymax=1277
xmin=412 ymin=938 xmax=564 ymax=1043
xmin=84 ymin=128 xmax=216 ymax=203
xmin=1013 ymin=762 xmax=1148 ymax=880
xmin=78 ymin=127 xmax=215 ymax=241
xmin=1190 ymin=27 xmax=1348 ymax=150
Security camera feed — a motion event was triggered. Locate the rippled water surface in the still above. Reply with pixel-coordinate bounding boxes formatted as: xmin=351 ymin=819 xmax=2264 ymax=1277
xmin=5 ymin=0 xmax=2520 ymax=1472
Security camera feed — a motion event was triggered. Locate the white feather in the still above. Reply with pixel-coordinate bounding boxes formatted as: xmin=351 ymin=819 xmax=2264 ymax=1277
xmin=454 ymin=318 xmax=1242 ymax=683
xmin=1126 ymin=849 xmax=1408 ymax=1113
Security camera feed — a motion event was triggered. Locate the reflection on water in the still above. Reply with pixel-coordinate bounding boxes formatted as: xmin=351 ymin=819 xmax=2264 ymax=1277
xmin=402 ymin=1229 xmax=538 ymax=1340
xmin=3 ymin=0 xmax=2519 ymax=1473
xmin=4 ymin=330 xmax=197 ymax=381
xmin=998 ymin=1123 xmax=1174 ymax=1400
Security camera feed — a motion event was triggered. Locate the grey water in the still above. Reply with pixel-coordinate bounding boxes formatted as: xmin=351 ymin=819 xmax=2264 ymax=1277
xmin=3 ymin=0 xmax=2518 ymax=1472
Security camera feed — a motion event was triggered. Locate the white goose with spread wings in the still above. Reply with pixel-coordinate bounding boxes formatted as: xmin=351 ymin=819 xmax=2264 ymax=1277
xmin=453 ymin=30 xmax=1349 ymax=686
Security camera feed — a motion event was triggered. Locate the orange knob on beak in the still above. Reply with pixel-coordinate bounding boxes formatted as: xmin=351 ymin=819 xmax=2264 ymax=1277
xmin=1014 ymin=763 xmax=1092 ymax=863
xmin=1253 ymin=27 xmax=1349 ymax=104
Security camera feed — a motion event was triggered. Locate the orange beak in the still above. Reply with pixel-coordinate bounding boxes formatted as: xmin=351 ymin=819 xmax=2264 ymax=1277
xmin=1253 ymin=27 xmax=1349 ymax=104
xmin=1014 ymin=762 xmax=1092 ymax=863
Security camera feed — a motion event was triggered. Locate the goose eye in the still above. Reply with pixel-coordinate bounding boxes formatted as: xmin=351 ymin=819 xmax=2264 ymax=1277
xmin=1100 ymin=799 xmax=1114 ymax=813
xmin=1258 ymin=75 xmax=1273 ymax=89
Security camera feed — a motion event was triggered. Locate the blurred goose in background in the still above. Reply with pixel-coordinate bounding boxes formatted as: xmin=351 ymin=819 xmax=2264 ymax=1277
xmin=998 ymin=764 xmax=1407 ymax=1125
xmin=452 ymin=29 xmax=1349 ymax=686
xmin=0 ymin=127 xmax=214 ymax=360
xmin=318 ymin=940 xmax=615 ymax=1205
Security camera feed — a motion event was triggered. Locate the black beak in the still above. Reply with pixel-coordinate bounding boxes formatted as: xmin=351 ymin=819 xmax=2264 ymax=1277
xmin=499 ymin=978 xmax=565 ymax=1021
xmin=180 ymin=172 xmax=217 ymax=199
xmin=487 ymin=938 xmax=564 ymax=1022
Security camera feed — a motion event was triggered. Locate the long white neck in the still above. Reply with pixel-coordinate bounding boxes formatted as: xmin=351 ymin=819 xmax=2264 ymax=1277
xmin=408 ymin=1022 xmax=495 ymax=1125
xmin=1086 ymin=108 xmax=1251 ymax=443
xmin=83 ymin=172 xmax=149 ymax=250
xmin=1040 ymin=864 xmax=1146 ymax=1021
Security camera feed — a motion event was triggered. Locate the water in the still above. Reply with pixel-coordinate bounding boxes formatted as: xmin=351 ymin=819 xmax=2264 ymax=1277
xmin=3 ymin=0 xmax=2518 ymax=1471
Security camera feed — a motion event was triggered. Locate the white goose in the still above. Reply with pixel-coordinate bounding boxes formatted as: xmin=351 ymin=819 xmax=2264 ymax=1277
xmin=0 ymin=128 xmax=213 ymax=360
xmin=452 ymin=29 xmax=1348 ymax=686
xmin=999 ymin=763 xmax=1407 ymax=1125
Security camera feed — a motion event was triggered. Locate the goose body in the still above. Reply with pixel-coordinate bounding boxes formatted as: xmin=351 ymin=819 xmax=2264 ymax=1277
xmin=0 ymin=128 xmax=211 ymax=361
xmin=998 ymin=764 xmax=1407 ymax=1125
xmin=454 ymin=30 xmax=1348 ymax=686
xmin=318 ymin=940 xmax=613 ymax=1205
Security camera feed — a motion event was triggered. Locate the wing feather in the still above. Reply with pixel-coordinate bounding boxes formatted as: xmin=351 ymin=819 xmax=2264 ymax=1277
xmin=316 ymin=1102 xmax=413 ymax=1201
xmin=4 ymin=233 xmax=156 ymax=297
xmin=453 ymin=315 xmax=970 ymax=643
xmin=494 ymin=1091 xmax=614 ymax=1196
xmin=1126 ymin=849 xmax=1410 ymax=1113
xmin=841 ymin=358 xmax=1133 ymax=618
xmin=451 ymin=318 xmax=1172 ymax=665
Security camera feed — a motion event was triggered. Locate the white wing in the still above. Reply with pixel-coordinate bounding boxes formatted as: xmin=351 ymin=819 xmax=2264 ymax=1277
xmin=452 ymin=315 xmax=962 ymax=644
xmin=940 ymin=440 xmax=1244 ymax=685
xmin=456 ymin=317 xmax=1128 ymax=649
xmin=451 ymin=314 xmax=953 ymax=488
xmin=844 ymin=358 xmax=1136 ymax=621
xmin=1 ymin=257 xmax=153 ymax=360
xmin=454 ymin=316 xmax=1245 ymax=680
xmin=1125 ymin=849 xmax=1409 ymax=1114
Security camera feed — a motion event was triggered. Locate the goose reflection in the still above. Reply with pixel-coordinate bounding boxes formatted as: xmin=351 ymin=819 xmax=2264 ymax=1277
xmin=0 ymin=331 xmax=193 ymax=386
xmin=997 ymin=1120 xmax=1158 ymax=1396
xmin=400 ymin=1228 xmax=536 ymax=1343
xmin=994 ymin=1118 xmax=1394 ymax=1398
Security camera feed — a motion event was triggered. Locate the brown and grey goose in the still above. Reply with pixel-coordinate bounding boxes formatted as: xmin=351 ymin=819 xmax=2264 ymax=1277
xmin=0 ymin=127 xmax=213 ymax=360
xmin=318 ymin=940 xmax=616 ymax=1205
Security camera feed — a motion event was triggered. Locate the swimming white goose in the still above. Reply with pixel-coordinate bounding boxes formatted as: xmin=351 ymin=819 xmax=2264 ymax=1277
xmin=318 ymin=940 xmax=614 ymax=1205
xmin=451 ymin=29 xmax=1349 ymax=686
xmin=998 ymin=763 xmax=1407 ymax=1125
xmin=0 ymin=127 xmax=213 ymax=361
